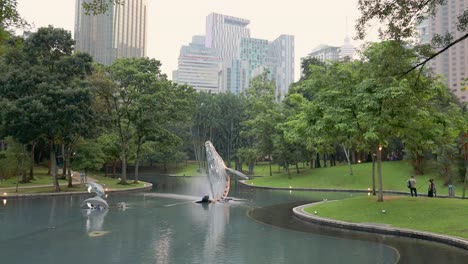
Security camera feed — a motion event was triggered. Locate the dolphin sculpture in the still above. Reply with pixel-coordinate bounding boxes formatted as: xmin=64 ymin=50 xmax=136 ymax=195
xmin=204 ymin=141 xmax=249 ymax=202
xmin=81 ymin=182 xmax=108 ymax=209
xmin=81 ymin=196 xmax=109 ymax=209
xmin=86 ymin=182 xmax=105 ymax=197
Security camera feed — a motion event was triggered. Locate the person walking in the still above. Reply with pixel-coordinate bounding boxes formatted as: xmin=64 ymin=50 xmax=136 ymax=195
xmin=409 ymin=175 xmax=417 ymax=197
xmin=428 ymin=179 xmax=436 ymax=197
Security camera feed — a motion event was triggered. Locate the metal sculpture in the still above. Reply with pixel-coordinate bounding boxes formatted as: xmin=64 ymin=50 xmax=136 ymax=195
xmin=204 ymin=141 xmax=248 ymax=202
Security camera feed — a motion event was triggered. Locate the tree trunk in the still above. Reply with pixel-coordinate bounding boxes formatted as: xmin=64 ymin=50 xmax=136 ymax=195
xmin=371 ymin=150 xmax=376 ymax=195
xmin=323 ymin=154 xmax=328 ymax=167
xmin=315 ymin=153 xmax=321 ymax=168
xmin=112 ymin=161 xmax=116 ymax=178
xmin=29 ymin=141 xmax=36 ymax=180
xmin=248 ymin=160 xmax=254 ymax=175
xmin=286 ymin=161 xmax=291 ymax=179
xmin=20 ymin=145 xmax=28 ymax=183
xmin=134 ymin=141 xmax=142 ymax=183
xmin=342 ymin=145 xmax=353 ymax=176
xmin=351 ymin=150 xmax=356 ymax=164
xmin=104 ymin=164 xmax=108 ymax=177
xmin=310 ymin=158 xmax=314 ymax=169
xmin=295 ymin=161 xmax=299 ymax=174
xmin=60 ymin=144 xmax=67 ymax=180
xmin=269 ymin=158 xmax=272 ymax=176
xmin=377 ymin=145 xmax=383 ymax=202
xmin=463 ymin=133 xmax=467 ymax=199
xmin=50 ymin=142 xmax=60 ymax=192
xmin=66 ymin=148 xmax=73 ymax=188
xmin=120 ymin=142 xmax=128 ymax=184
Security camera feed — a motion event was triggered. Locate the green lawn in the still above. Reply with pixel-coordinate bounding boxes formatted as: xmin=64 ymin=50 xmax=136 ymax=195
xmin=170 ymin=161 xmax=303 ymax=176
xmin=170 ymin=161 xmax=207 ymax=176
xmin=0 ymin=166 xmax=60 ymax=187
xmin=246 ymin=161 xmax=460 ymax=194
xmin=305 ymin=196 xmax=468 ymax=239
xmin=0 ymin=166 xmax=146 ymax=193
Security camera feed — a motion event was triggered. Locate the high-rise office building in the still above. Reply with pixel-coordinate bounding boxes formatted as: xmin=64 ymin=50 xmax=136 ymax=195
xmin=268 ymin=35 xmax=295 ymax=99
xmin=308 ymin=44 xmax=340 ymax=62
xmin=205 ymin=13 xmax=251 ymax=62
xmin=222 ymin=59 xmax=250 ymax=94
xmin=74 ymin=0 xmax=148 ymax=65
xmin=239 ymin=37 xmax=270 ymax=78
xmin=418 ymin=0 xmax=467 ymax=101
xmin=173 ymin=36 xmax=223 ymax=93
xmin=174 ymin=13 xmax=294 ymax=97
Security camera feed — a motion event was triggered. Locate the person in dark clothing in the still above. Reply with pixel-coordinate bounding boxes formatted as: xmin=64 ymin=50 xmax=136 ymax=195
xmin=409 ymin=175 xmax=417 ymax=197
xmin=428 ymin=179 xmax=436 ymax=197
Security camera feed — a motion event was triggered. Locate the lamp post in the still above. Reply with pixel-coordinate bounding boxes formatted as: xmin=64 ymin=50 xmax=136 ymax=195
xmin=372 ymin=152 xmax=377 ymax=195
xmin=377 ymin=144 xmax=383 ymax=202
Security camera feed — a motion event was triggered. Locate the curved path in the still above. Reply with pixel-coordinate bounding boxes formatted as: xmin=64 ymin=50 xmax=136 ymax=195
xmin=293 ymin=202 xmax=468 ymax=251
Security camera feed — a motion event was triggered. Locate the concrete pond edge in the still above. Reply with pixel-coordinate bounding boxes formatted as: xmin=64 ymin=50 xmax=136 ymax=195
xmin=0 ymin=182 xmax=153 ymax=199
xmin=292 ymin=202 xmax=468 ymax=251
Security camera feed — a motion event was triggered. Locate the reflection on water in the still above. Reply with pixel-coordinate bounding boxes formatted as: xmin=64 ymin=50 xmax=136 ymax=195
xmin=0 ymin=175 xmax=466 ymax=264
xmin=202 ymin=203 xmax=229 ymax=262
xmin=83 ymin=208 xmax=109 ymax=236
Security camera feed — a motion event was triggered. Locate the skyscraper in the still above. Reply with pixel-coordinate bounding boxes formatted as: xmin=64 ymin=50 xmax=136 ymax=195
xmin=173 ymin=36 xmax=223 ymax=93
xmin=205 ymin=13 xmax=251 ymax=62
xmin=269 ymin=35 xmax=295 ymax=100
xmin=419 ymin=0 xmax=467 ymax=101
xmin=74 ymin=0 xmax=148 ymax=65
xmin=174 ymin=13 xmax=294 ymax=97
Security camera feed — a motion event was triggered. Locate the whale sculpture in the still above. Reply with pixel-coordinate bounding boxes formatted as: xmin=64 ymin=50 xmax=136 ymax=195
xmin=204 ymin=141 xmax=249 ymax=202
xmin=81 ymin=182 xmax=108 ymax=209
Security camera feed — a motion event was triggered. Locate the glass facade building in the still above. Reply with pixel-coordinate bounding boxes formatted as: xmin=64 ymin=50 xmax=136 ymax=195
xmin=173 ymin=36 xmax=223 ymax=93
xmin=74 ymin=0 xmax=148 ymax=65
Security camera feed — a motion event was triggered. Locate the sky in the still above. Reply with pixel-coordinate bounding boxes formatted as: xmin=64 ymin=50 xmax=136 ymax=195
xmin=17 ymin=0 xmax=378 ymax=81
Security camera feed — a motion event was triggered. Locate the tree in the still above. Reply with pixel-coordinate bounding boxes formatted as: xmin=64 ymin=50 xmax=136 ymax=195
xmin=1 ymin=27 xmax=94 ymax=191
xmin=96 ymin=58 xmax=194 ymax=184
xmin=300 ymin=56 xmax=325 ymax=80
xmin=0 ymin=0 xmax=27 ymax=29
xmin=242 ymin=71 xmax=278 ymax=175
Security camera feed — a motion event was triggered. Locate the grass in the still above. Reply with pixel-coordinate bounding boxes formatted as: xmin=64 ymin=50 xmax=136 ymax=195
xmin=0 ymin=166 xmax=146 ymax=193
xmin=304 ymin=196 xmax=468 ymax=239
xmin=246 ymin=161 xmax=461 ymax=195
xmin=170 ymin=161 xmax=301 ymax=176
xmin=0 ymin=166 xmax=58 ymax=187
xmin=170 ymin=161 xmax=207 ymax=176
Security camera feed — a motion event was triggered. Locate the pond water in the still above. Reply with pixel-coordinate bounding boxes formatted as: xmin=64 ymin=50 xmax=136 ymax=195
xmin=0 ymin=175 xmax=467 ymax=264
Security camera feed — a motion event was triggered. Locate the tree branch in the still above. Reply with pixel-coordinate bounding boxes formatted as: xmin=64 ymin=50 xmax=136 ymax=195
xmin=401 ymin=32 xmax=468 ymax=76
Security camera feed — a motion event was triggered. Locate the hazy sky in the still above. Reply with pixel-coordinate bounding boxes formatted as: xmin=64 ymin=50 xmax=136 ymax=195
xmin=17 ymin=0 xmax=377 ymax=81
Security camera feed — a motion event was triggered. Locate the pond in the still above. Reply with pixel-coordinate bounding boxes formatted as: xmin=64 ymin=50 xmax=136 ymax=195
xmin=0 ymin=175 xmax=467 ymax=264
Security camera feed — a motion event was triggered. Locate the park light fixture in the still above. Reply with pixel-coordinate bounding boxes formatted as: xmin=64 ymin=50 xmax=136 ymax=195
xmin=378 ymin=145 xmax=382 ymax=151
xmin=3 ymin=199 xmax=6 ymax=205
xmin=3 ymin=192 xmax=6 ymax=196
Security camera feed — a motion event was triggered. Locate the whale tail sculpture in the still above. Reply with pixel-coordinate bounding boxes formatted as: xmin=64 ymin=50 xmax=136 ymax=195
xmin=204 ymin=141 xmax=249 ymax=202
xmin=81 ymin=182 xmax=109 ymax=209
